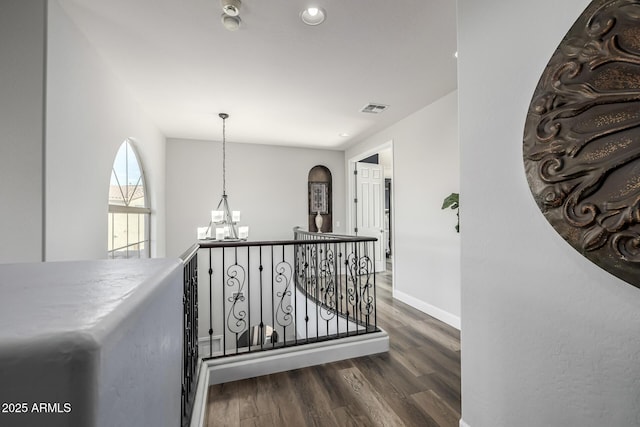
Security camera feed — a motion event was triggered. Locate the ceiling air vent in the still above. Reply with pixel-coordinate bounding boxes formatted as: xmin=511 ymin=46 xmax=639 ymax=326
xmin=360 ymin=103 xmax=389 ymax=114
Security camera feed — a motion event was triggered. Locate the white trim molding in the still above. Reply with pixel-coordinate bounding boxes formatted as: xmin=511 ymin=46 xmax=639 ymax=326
xmin=189 ymin=360 xmax=209 ymax=427
xmin=394 ymin=289 xmax=461 ymax=330
xmin=205 ymin=330 xmax=388 ymax=385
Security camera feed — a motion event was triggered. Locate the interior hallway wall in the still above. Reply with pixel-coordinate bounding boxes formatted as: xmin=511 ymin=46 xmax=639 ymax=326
xmin=458 ymin=0 xmax=640 ymax=425
xmin=346 ymin=90 xmax=460 ymax=328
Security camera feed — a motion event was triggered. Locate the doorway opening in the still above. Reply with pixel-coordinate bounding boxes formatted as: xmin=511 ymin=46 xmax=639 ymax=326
xmin=348 ymin=141 xmax=394 ymax=292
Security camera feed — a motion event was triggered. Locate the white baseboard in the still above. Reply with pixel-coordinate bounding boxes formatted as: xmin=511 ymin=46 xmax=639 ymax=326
xmin=188 ymin=359 xmax=209 ymax=427
xmin=189 ymin=330 xmax=389 ymax=426
xmin=393 ymin=289 xmax=461 ymax=330
xmin=205 ymin=330 xmax=389 ymax=385
xmin=460 ymin=419 xmax=470 ymax=427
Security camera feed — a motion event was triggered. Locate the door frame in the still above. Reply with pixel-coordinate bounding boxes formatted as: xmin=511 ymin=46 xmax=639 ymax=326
xmin=347 ymin=140 xmax=395 ymax=290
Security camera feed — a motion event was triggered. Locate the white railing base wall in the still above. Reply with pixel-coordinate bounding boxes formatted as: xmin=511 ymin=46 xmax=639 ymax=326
xmin=189 ymin=330 xmax=389 ymax=427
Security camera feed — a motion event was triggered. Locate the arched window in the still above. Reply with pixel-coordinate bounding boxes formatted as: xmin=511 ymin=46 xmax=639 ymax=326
xmin=108 ymin=140 xmax=151 ymax=258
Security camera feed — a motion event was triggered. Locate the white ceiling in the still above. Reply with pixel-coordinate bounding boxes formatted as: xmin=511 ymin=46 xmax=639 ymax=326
xmin=58 ymin=0 xmax=458 ymax=150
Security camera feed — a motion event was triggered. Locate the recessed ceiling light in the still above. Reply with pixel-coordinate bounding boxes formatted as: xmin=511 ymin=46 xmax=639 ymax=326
xmin=221 ymin=13 xmax=241 ymax=31
xmin=301 ymin=7 xmax=326 ymax=26
xmin=339 ymin=133 xmax=350 ymax=138
xmin=454 ymin=51 xmax=459 ymax=58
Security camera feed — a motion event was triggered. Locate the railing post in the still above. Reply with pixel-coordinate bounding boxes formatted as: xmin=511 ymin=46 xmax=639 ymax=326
xmin=314 ymin=241 xmax=319 ymax=340
xmin=270 ymin=245 xmax=275 ymax=349
xmin=259 ymin=247 xmax=264 ymax=350
xmin=247 ymin=246 xmax=251 ymax=353
xmin=373 ymin=240 xmax=377 ymax=331
xmin=208 ymin=248 xmax=213 ymax=357
xmin=222 ymin=248 xmax=226 ymax=356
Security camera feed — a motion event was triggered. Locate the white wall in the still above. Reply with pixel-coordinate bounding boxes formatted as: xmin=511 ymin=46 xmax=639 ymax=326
xmin=166 ymin=138 xmax=346 ymax=257
xmin=0 ymin=258 xmax=182 ymax=427
xmin=0 ymin=0 xmax=46 ymax=263
xmin=45 ymin=1 xmax=166 ymax=261
xmin=458 ymin=0 xmax=640 ymax=426
xmin=346 ymin=91 xmax=461 ymax=328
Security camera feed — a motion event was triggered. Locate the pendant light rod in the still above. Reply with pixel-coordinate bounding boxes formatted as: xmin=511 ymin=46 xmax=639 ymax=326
xmin=219 ymin=113 xmax=228 ymax=195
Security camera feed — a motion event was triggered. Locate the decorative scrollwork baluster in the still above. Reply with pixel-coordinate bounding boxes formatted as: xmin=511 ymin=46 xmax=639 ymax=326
xmin=274 ymin=260 xmax=294 ymax=334
xmin=319 ymin=246 xmax=336 ymax=323
xmin=225 ymin=263 xmax=247 ymax=351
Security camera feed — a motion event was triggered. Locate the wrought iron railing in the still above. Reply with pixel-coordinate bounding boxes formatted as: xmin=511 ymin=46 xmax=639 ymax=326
xmin=180 ymin=244 xmax=199 ymax=427
xmin=293 ymin=227 xmax=378 ymax=337
xmin=193 ymin=228 xmax=378 ymax=359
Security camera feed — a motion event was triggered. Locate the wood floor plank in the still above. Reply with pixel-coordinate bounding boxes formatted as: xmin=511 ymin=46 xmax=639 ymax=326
xmin=265 ymin=372 xmax=309 ymax=426
xmin=354 ymin=358 xmax=442 ymax=427
xmin=311 ymin=364 xmax=361 ymax=410
xmin=410 ymin=390 xmax=460 ymax=427
xmin=240 ymin=414 xmax=274 ymax=427
xmin=418 ymin=373 xmax=461 ymax=413
xmin=287 ymin=368 xmax=341 ymax=427
xmin=331 ymin=405 xmax=372 ymax=427
xmin=206 ymin=394 xmax=239 ymax=427
xmin=362 ymin=353 xmax=431 ymax=398
xmin=407 ymin=320 xmax=461 ymax=352
xmin=339 ymin=366 xmax=406 ymax=426
xmin=417 ymin=345 xmax=460 ymax=382
xmin=235 ymin=376 xmax=276 ymax=421
xmin=388 ymin=341 xmax=436 ymax=378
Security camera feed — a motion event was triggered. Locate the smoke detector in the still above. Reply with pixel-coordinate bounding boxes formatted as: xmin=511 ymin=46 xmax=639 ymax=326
xmin=221 ymin=0 xmax=241 ymax=16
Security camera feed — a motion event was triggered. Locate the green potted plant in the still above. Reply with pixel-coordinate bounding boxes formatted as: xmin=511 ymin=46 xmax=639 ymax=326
xmin=441 ymin=192 xmax=459 ymax=233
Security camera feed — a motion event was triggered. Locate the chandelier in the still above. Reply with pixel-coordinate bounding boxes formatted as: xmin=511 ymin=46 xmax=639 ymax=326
xmin=197 ymin=113 xmax=248 ymax=241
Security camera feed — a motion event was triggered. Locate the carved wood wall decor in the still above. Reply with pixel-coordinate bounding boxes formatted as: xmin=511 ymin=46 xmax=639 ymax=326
xmin=524 ymin=0 xmax=640 ymax=287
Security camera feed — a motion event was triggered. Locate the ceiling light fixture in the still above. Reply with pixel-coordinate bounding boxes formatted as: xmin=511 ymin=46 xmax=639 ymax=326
xmin=221 ymin=0 xmax=241 ymax=16
xmin=301 ymin=6 xmax=326 ymax=26
xmin=220 ymin=0 xmax=241 ymax=31
xmin=197 ymin=113 xmax=248 ymax=241
xmin=221 ymin=13 xmax=241 ymax=31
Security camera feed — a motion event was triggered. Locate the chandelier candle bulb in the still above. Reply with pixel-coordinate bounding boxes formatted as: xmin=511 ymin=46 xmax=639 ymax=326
xmin=197 ymin=227 xmax=208 ymax=240
xmin=215 ymin=228 xmax=225 ymax=241
xmin=212 ymin=210 xmax=224 ymax=223
xmin=238 ymin=226 xmax=249 ymax=239
xmin=232 ymin=211 xmax=241 ymax=223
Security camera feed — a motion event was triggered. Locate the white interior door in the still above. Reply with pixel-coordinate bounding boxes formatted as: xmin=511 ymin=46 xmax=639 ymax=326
xmin=355 ymin=162 xmax=386 ymax=272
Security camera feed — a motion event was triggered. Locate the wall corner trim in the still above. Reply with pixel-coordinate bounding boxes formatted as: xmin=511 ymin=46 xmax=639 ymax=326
xmin=460 ymin=419 xmax=471 ymax=427
xmin=393 ymin=289 xmax=461 ymax=330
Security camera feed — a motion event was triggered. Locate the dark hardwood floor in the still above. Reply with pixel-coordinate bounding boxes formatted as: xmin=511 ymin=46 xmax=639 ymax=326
xmin=205 ymin=260 xmax=461 ymax=426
